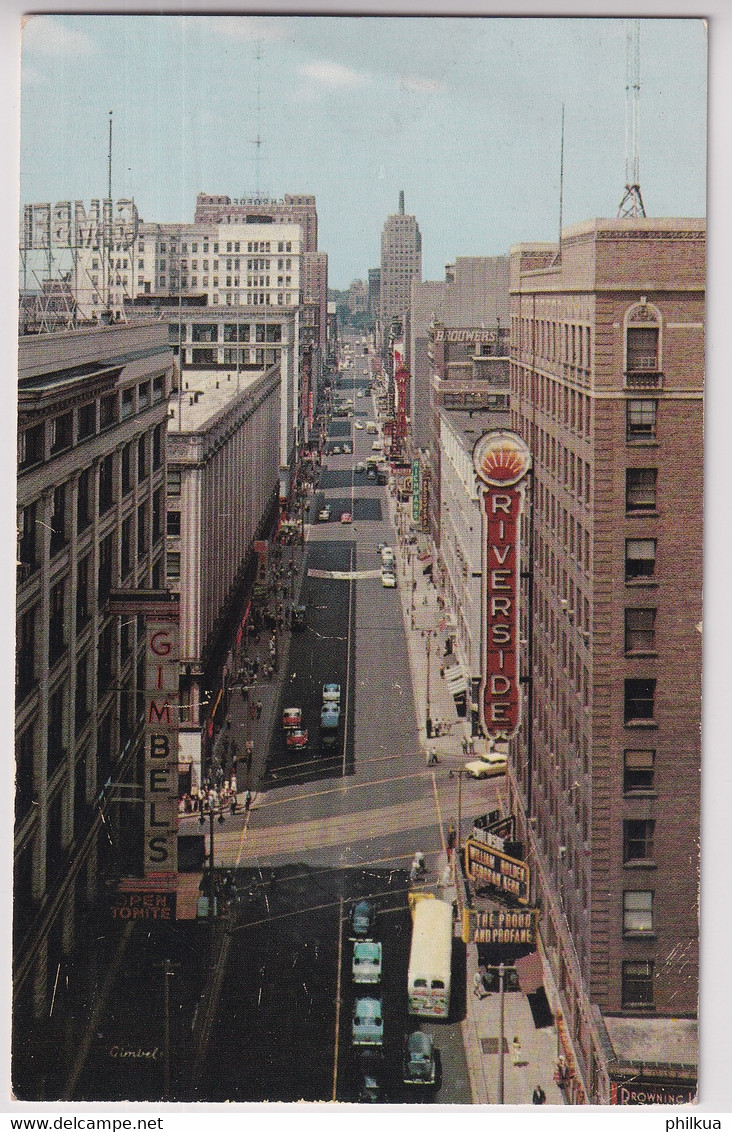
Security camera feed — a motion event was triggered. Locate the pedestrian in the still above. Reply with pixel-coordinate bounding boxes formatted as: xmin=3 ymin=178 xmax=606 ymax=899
xmin=473 ymin=972 xmax=488 ymax=999
xmin=532 ymin=1085 xmax=546 ymax=1105
xmin=427 ymin=747 xmax=438 ymax=767
xmin=244 ymin=789 xmax=251 ymax=811
xmin=447 ymin=824 xmax=457 ymax=860
xmin=256 ymin=699 xmax=263 ymax=719
xmin=230 ymin=794 xmax=238 ymax=815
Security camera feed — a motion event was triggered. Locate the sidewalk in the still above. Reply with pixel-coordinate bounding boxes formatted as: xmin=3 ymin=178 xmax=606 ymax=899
xmin=383 ymin=468 xmax=565 ymax=1107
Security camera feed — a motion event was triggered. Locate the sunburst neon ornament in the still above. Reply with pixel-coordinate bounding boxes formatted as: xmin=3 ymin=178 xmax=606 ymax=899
xmin=473 ymin=430 xmax=531 ymax=487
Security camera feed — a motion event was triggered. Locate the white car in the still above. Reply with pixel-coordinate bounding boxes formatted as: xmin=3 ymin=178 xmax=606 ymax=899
xmin=381 ymin=568 xmax=396 ymax=588
xmin=464 ymin=753 xmax=508 ymax=779
xmin=380 ymin=546 xmax=395 ymax=568
xmin=355 ymin=421 xmax=364 ymax=430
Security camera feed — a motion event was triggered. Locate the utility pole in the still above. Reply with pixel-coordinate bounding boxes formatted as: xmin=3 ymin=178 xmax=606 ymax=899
xmin=498 ymin=961 xmax=506 ymax=1103
xmin=163 ymin=959 xmax=172 ymax=1100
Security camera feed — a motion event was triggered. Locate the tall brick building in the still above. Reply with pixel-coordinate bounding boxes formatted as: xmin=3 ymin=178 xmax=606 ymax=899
xmin=508 ymin=218 xmax=704 ymax=1103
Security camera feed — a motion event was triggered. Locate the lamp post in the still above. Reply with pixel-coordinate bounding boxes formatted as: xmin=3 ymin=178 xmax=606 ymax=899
xmin=425 ymin=629 xmax=433 ymax=736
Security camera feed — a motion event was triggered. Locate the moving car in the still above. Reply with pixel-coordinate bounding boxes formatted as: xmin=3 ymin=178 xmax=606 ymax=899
xmin=318 ymin=506 xmax=331 ymax=522
xmin=320 ymin=703 xmax=341 ymax=730
xmin=282 ymin=707 xmax=302 ymax=730
xmin=355 ymin=421 xmax=364 ymax=430
xmin=340 ymin=511 xmax=352 ymax=524
xmin=463 ymin=751 xmax=508 ymax=779
xmin=355 ymin=461 xmax=366 ymax=472
xmin=380 ymin=546 xmax=395 ymax=568
xmin=286 ymin=727 xmax=309 ymax=749
xmin=381 ymin=569 xmax=396 ymax=588
xmin=350 ymin=899 xmax=375 ymax=939
xmin=352 ymin=940 xmax=382 ymax=985
xmin=403 ymin=1032 xmax=437 ymax=1086
xmin=323 ymin=683 xmax=341 ymax=704
xmin=352 ymin=998 xmax=383 ymax=1047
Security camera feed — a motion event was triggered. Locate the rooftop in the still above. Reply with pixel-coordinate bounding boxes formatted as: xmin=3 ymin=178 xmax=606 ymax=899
xmin=168 ymin=367 xmax=271 ymax=433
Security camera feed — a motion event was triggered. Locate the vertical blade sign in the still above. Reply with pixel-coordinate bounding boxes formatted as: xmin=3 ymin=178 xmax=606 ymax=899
xmin=473 ymin=430 xmax=532 ymax=741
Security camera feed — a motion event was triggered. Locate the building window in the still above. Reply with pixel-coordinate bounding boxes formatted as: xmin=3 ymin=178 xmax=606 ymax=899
xmin=18 ymin=502 xmax=37 ymax=577
xmin=50 ymin=411 xmax=73 ymax=454
xmin=624 ymin=678 xmax=656 ymax=723
xmin=98 ymin=534 xmax=114 ymax=606
xmin=167 ymin=468 xmax=182 ymax=497
xmin=137 ymin=502 xmax=147 ymax=558
xmin=78 ymin=402 xmax=96 ymax=440
xmin=623 ymin=891 xmax=654 ymax=934
xmin=624 ymin=608 xmax=656 ymax=653
xmin=626 ymin=468 xmax=657 ymax=513
xmin=625 ymin=538 xmax=656 ymax=581
xmin=99 ymin=455 xmax=114 ymax=514
xmin=121 ymin=516 xmax=132 ymax=579
xmin=76 ymin=555 xmax=90 ymax=628
xmin=77 ymin=467 xmax=92 ymax=532
xmin=48 ymin=579 xmax=66 ymax=666
xmin=139 ymin=381 xmax=150 ymax=409
xmin=15 ymin=724 xmax=35 ymax=823
xmin=623 ymin=749 xmax=655 ymax=793
xmin=626 ymin=399 xmax=657 ymax=441
xmin=622 ymin=960 xmax=654 ymax=1008
xmin=166 ymin=510 xmax=181 ymax=536
xmin=47 ymin=685 xmax=67 ymax=776
xmin=50 ymin=484 xmax=68 ymax=554
xmin=19 ymin=422 xmax=45 ymax=469
xmin=121 ymin=442 xmax=133 ymax=496
xmin=626 ymin=326 xmax=659 ymax=374
xmin=138 ymin=436 xmax=147 ymax=482
xmin=75 ymin=652 xmax=90 ymax=734
xmin=167 ymin=552 xmax=181 ymax=581
xmin=16 ymin=605 xmax=36 ymax=702
xmin=623 ymin=818 xmax=655 ymax=863
xmin=121 ymin=388 xmax=135 ymax=420
xmin=152 ymin=423 xmax=163 ymax=470
xmin=100 ymin=393 xmax=118 ymax=431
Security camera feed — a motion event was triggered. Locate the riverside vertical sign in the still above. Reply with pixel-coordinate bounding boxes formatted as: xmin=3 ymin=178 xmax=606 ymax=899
xmin=473 ymin=431 xmax=532 ymax=742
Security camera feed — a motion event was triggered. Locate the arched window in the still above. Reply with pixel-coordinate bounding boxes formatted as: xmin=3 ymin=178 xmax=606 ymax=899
xmin=624 ymin=300 xmax=662 ymax=385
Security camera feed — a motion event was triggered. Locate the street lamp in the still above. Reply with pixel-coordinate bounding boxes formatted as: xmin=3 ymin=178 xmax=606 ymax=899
xmin=199 ymin=797 xmax=225 ymax=919
xmin=425 ymin=628 xmax=436 ymax=736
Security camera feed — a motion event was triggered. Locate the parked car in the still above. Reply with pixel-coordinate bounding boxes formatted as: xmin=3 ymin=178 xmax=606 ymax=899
xmin=381 ymin=569 xmax=396 ymax=588
xmin=358 ymin=1074 xmax=382 ymax=1103
xmin=318 ymin=506 xmax=331 ymax=522
xmin=371 ymin=441 xmax=382 ymax=451
xmin=403 ymin=1031 xmax=437 ymax=1086
xmin=352 ymin=998 xmax=383 ymax=1047
xmin=321 ymin=703 xmax=341 ymax=730
xmin=350 ymin=899 xmax=375 ymax=939
xmin=323 ymin=683 xmax=342 ymax=704
xmin=352 ymin=940 xmax=382 ymax=985
xmin=340 ymin=511 xmax=352 ymax=524
xmin=355 ymin=461 xmax=366 ymax=472
xmin=286 ymin=727 xmax=309 ymax=749
xmin=355 ymin=422 xmax=364 ymax=430
xmin=282 ymin=707 xmax=302 ymax=730
xmin=342 ymin=442 xmax=352 ymax=454
xmin=464 ymin=752 xmax=507 ymax=779
xmin=332 ymin=445 xmax=342 ymax=455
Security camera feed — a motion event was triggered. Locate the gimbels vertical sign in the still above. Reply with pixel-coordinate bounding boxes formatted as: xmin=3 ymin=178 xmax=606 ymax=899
xmin=145 ymin=619 xmax=179 ymax=875
xmin=473 ymin=430 xmax=532 ymax=741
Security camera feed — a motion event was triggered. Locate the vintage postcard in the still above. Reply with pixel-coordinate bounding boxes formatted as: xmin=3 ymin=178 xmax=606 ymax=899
xmin=11 ymin=7 xmax=713 ymax=1113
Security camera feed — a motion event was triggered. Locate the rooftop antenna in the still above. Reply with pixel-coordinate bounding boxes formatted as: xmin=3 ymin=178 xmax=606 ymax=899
xmin=551 ymin=104 xmax=565 ymax=266
xmin=105 ymin=110 xmax=113 ymax=316
xmin=250 ymin=40 xmax=264 ymax=197
xmin=618 ymin=19 xmax=646 ymax=218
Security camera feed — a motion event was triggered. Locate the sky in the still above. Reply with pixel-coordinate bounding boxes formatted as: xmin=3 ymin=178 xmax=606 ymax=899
xmin=17 ymin=13 xmax=707 ymax=288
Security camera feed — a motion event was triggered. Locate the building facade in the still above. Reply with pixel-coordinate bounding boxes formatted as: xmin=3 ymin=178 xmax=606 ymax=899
xmin=508 ymin=217 xmax=704 ymax=1102
xmin=166 ymin=365 xmax=282 ymax=787
xmin=15 ymin=321 xmax=173 ymax=1092
xmin=379 ymin=191 xmax=422 ymax=354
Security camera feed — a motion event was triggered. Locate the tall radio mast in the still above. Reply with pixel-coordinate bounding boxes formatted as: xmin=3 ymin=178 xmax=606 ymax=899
xmin=618 ymin=20 xmax=646 ymax=218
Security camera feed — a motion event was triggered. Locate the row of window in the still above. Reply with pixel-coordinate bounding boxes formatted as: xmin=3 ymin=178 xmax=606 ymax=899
xmin=18 ymin=381 xmax=165 ymax=471
xmin=16 ymin=510 xmax=164 ymax=705
xmin=151 ymin=239 xmax=292 ymax=255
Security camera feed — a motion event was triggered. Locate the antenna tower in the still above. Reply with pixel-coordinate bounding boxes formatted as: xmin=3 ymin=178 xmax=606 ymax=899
xmin=617 ymin=19 xmax=646 ymax=218
xmin=250 ymin=41 xmax=265 ymax=198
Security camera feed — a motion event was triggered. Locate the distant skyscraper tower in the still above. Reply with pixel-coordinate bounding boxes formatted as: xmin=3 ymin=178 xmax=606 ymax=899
xmin=379 ymin=191 xmax=422 ymax=351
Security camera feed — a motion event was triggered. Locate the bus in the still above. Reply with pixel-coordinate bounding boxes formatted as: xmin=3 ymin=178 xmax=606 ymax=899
xmin=407 ymin=897 xmax=453 ymax=1018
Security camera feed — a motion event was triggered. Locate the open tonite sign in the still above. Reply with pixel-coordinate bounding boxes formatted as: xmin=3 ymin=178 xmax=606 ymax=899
xmin=473 ymin=431 xmax=532 ymax=741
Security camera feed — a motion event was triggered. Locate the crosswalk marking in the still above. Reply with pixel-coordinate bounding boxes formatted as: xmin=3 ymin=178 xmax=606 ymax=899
xmin=307 ymin=567 xmax=382 ymax=581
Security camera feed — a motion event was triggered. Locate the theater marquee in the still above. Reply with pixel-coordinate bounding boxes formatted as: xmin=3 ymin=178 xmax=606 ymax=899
xmin=473 ymin=431 xmax=531 ymax=742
